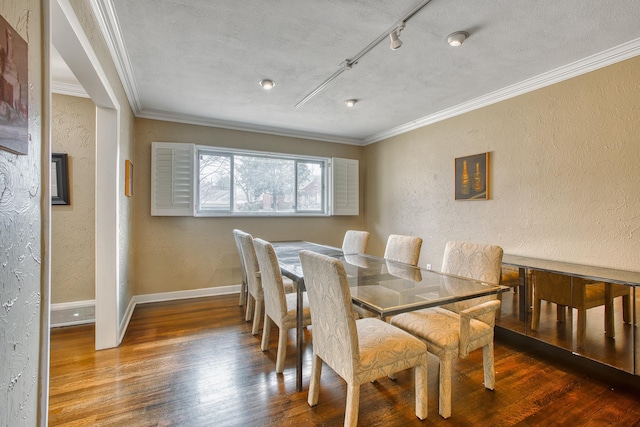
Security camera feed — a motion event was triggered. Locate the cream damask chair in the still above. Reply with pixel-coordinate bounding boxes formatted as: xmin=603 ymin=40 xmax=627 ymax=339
xmin=299 ymin=250 xmax=428 ymax=427
xmin=236 ymin=230 xmax=266 ymax=336
xmin=341 ymin=230 xmax=370 ymax=254
xmin=391 ymin=241 xmax=503 ymax=419
xmin=384 ymin=234 xmax=422 ymax=265
xmin=232 ymin=229 xmax=248 ymax=307
xmin=253 ymin=238 xmax=312 ymax=374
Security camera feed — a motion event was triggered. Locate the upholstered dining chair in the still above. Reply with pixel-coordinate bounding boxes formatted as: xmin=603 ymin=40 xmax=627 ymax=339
xmin=299 ymin=250 xmax=428 ymax=427
xmin=232 ymin=229 xmax=248 ymax=307
xmin=384 ymin=234 xmax=422 ymax=265
xmin=341 ymin=230 xmax=370 ymax=254
xmin=253 ymin=238 xmax=313 ymax=374
xmin=391 ymin=241 xmax=503 ymax=419
xmin=236 ymin=230 xmax=267 ymax=336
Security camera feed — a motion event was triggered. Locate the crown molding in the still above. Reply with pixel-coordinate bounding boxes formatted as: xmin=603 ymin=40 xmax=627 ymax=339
xmin=51 ymin=81 xmax=90 ymax=98
xmin=137 ymin=109 xmax=365 ymax=145
xmin=364 ymin=38 xmax=640 ymax=145
xmin=90 ymin=0 xmax=142 ymax=113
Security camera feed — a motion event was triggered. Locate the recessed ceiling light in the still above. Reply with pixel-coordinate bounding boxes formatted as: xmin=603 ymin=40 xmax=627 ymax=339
xmin=446 ymin=31 xmax=468 ymax=47
xmin=259 ymin=79 xmax=275 ymax=89
xmin=345 ymin=99 xmax=357 ymax=108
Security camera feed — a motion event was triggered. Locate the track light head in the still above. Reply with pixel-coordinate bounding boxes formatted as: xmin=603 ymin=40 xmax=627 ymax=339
xmin=389 ymin=22 xmax=406 ymax=50
xmin=389 ymin=30 xmax=402 ymax=50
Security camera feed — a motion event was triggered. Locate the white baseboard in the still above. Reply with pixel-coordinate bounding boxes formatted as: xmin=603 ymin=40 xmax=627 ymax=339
xmin=118 ymin=296 xmax=137 ymax=344
xmin=50 ymin=300 xmax=96 ymax=327
xmin=50 ymin=285 xmax=241 ymax=331
xmin=133 ymin=284 xmax=241 ymax=305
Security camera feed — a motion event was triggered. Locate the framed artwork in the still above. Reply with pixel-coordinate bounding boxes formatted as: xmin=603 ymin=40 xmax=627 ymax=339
xmin=52 ymin=153 xmax=70 ymax=205
xmin=125 ymin=159 xmax=133 ymax=197
xmin=0 ymin=14 xmax=29 ymax=155
xmin=455 ymin=152 xmax=489 ymax=200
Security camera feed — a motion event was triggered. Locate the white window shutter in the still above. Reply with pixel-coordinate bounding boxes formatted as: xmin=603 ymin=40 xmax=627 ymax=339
xmin=331 ymin=157 xmax=359 ymax=215
xmin=151 ymin=142 xmax=194 ymax=216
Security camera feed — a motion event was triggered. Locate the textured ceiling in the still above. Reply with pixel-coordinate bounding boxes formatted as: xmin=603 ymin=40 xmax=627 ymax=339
xmin=54 ymin=0 xmax=640 ymax=145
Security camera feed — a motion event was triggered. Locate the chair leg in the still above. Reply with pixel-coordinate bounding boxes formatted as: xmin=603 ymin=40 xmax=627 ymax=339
xmin=415 ymin=362 xmax=428 ymax=420
xmin=605 ymin=293 xmax=615 ymax=338
xmin=622 ymin=294 xmax=631 ymax=323
xmin=239 ymin=280 xmax=246 ymax=306
xmin=531 ymin=298 xmax=541 ymax=331
xmin=261 ymin=315 xmax=271 ymax=351
xmin=345 ymin=383 xmax=360 ymax=427
xmin=245 ymin=295 xmax=254 ymax=322
xmin=308 ymin=354 xmax=322 ymax=407
xmin=577 ymin=309 xmax=586 ymax=348
xmin=482 ymin=342 xmax=496 ymax=390
xmin=438 ymin=357 xmax=452 ymax=419
xmin=275 ymin=326 xmax=288 ymax=373
xmin=557 ymin=304 xmax=566 ymax=322
xmin=251 ymin=299 xmax=262 ymax=336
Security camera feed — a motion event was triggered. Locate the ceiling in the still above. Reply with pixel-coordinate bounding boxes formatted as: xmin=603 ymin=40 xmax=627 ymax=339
xmin=52 ymin=0 xmax=640 ymax=145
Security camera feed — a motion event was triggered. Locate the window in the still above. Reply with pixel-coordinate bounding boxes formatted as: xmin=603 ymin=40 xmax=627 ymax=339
xmin=197 ymin=148 xmax=326 ymax=215
xmin=151 ymin=142 xmax=357 ymax=217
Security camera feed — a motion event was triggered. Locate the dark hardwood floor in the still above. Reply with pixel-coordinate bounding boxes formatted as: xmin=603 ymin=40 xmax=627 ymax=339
xmin=49 ymin=295 xmax=640 ymax=426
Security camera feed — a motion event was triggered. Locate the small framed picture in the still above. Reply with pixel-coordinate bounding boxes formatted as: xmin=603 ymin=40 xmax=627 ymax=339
xmin=125 ymin=159 xmax=133 ymax=197
xmin=455 ymin=152 xmax=489 ymax=200
xmin=52 ymin=153 xmax=70 ymax=205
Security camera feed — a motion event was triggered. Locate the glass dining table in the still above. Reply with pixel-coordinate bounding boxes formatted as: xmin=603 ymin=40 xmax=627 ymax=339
xmin=272 ymin=241 xmax=506 ymax=391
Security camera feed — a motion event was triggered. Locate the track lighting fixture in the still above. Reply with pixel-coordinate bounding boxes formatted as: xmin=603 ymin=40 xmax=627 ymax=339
xmin=259 ymin=79 xmax=275 ymax=89
xmin=446 ymin=31 xmax=468 ymax=47
xmin=294 ymin=0 xmax=433 ymax=109
xmin=389 ymin=22 xmax=405 ymax=50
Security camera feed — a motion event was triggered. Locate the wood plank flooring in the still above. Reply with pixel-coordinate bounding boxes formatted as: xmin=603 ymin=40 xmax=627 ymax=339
xmin=48 ymin=295 xmax=640 ymax=426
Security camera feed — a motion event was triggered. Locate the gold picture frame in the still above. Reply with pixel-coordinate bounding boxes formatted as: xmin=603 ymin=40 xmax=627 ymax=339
xmin=455 ymin=152 xmax=489 ymax=200
xmin=125 ymin=159 xmax=133 ymax=197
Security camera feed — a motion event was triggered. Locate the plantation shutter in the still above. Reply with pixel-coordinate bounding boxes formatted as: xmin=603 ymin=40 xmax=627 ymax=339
xmin=331 ymin=157 xmax=359 ymax=216
xmin=151 ymin=142 xmax=194 ymax=216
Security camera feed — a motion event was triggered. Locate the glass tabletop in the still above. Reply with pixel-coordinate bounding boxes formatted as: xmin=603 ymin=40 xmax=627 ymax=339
xmin=273 ymin=241 xmax=505 ymax=318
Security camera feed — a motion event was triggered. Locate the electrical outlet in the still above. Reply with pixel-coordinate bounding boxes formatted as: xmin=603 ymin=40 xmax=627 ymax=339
xmin=426 ymin=264 xmax=432 ymax=270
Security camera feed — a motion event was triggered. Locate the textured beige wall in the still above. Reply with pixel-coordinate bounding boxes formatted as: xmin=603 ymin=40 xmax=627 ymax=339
xmin=0 ymin=1 xmax=43 ymax=425
xmin=133 ymin=119 xmax=364 ymax=295
xmin=51 ymin=94 xmax=96 ymax=303
xmin=364 ymin=56 xmax=640 ymax=272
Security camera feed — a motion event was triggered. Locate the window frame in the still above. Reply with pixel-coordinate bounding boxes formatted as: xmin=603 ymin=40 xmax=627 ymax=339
xmin=195 ymin=145 xmax=330 ymax=217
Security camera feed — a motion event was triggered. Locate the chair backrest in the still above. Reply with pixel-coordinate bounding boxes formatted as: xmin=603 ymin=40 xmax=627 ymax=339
xmin=236 ymin=230 xmax=262 ymax=299
xmin=441 ymin=241 xmax=503 ymax=315
xmin=232 ymin=229 xmax=248 ymax=287
xmin=383 ymin=234 xmax=422 ymax=266
xmin=299 ymin=250 xmax=359 ymax=382
xmin=342 ymin=230 xmax=370 ymax=254
xmin=253 ymin=238 xmax=290 ymax=322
